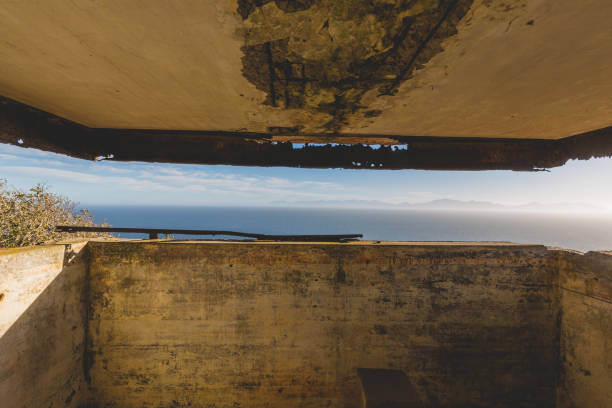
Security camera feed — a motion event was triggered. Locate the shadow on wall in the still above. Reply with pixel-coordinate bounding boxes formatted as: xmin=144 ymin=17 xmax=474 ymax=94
xmin=0 ymin=244 xmax=90 ymax=408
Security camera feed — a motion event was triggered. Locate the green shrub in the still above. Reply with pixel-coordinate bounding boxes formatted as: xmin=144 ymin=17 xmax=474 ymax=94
xmin=0 ymin=180 xmax=109 ymax=248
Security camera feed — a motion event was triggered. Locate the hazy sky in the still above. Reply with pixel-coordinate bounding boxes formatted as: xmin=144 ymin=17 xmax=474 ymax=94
xmin=1 ymin=143 xmax=611 ymax=211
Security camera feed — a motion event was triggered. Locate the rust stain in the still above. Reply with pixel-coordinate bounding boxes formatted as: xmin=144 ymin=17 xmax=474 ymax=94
xmin=237 ymin=0 xmax=475 ymax=132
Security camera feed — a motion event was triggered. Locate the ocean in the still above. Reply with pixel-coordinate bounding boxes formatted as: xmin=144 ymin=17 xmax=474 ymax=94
xmin=87 ymin=206 xmax=612 ymax=253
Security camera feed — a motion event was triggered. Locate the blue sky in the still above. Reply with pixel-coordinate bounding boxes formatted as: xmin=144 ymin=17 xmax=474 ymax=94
xmin=1 ymin=143 xmax=611 ymax=211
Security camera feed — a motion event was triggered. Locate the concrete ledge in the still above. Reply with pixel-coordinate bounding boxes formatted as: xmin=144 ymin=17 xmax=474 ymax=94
xmin=3 ymin=95 xmax=612 ymax=171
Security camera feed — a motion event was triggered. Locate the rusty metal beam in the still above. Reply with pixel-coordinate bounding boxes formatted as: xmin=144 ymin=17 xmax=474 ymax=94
xmin=55 ymin=225 xmax=363 ymax=242
xmin=2 ymin=95 xmax=612 ymax=171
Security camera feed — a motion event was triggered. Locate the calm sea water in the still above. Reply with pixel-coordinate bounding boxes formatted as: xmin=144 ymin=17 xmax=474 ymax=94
xmin=86 ymin=206 xmax=612 ymax=253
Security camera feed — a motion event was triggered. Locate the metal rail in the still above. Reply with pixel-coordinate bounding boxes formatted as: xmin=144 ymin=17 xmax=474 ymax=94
xmin=55 ymin=225 xmax=362 ymax=242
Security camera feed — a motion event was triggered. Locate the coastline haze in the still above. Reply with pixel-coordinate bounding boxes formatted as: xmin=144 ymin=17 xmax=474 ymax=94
xmin=86 ymin=205 xmax=612 ymax=253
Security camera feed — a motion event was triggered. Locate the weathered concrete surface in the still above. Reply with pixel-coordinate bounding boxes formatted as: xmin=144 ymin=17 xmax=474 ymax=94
xmin=0 ymin=243 xmax=90 ymax=408
xmin=351 ymin=0 xmax=612 ymax=139
xmin=237 ymin=0 xmax=475 ymax=132
xmin=2 ymin=241 xmax=611 ymax=407
xmin=87 ymin=241 xmax=560 ymax=407
xmin=4 ymin=94 xmax=612 ymax=171
xmin=556 ymin=251 xmax=612 ymax=408
xmin=0 ymin=1 xmax=611 ymax=139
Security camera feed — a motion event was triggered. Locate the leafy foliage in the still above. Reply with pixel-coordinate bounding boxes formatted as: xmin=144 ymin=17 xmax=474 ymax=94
xmin=0 ymin=180 xmax=109 ymax=248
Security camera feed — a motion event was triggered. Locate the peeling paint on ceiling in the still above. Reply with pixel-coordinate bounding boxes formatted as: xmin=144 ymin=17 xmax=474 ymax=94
xmin=0 ymin=0 xmax=611 ymax=141
xmin=237 ymin=0 xmax=474 ymax=132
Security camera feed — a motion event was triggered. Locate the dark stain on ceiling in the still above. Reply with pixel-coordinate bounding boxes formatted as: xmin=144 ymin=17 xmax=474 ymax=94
xmin=237 ymin=0 xmax=474 ymax=132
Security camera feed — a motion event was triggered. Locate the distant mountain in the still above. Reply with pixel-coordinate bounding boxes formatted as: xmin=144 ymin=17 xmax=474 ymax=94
xmin=401 ymin=199 xmax=504 ymax=210
xmin=268 ymin=198 xmax=606 ymax=213
xmin=268 ymin=199 xmax=394 ymax=208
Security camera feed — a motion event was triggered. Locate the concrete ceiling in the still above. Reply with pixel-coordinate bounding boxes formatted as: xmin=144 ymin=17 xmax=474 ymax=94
xmin=1 ymin=0 xmax=612 ymax=140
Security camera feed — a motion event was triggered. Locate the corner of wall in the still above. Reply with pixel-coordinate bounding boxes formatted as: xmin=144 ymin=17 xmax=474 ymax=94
xmin=0 ymin=242 xmax=93 ymax=407
xmin=554 ymin=250 xmax=612 ymax=408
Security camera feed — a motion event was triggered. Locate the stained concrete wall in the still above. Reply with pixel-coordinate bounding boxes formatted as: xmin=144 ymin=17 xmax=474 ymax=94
xmin=0 ymin=243 xmax=90 ymax=408
xmin=87 ymin=241 xmax=561 ymax=408
xmin=2 ymin=241 xmax=610 ymax=408
xmin=557 ymin=251 xmax=612 ymax=408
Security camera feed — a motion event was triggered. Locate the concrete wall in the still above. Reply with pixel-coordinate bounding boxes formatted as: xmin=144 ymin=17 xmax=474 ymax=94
xmin=2 ymin=241 xmax=610 ymax=407
xmin=87 ymin=241 xmax=560 ymax=408
xmin=0 ymin=243 xmax=90 ymax=408
xmin=557 ymin=251 xmax=612 ymax=408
